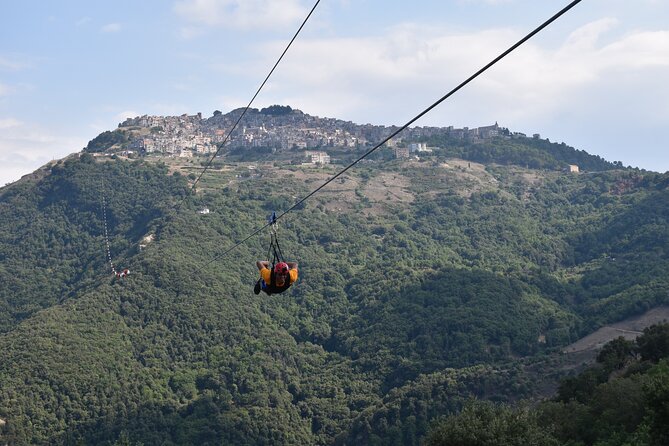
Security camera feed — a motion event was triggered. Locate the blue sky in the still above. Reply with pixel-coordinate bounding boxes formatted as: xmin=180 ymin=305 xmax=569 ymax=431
xmin=1 ymin=0 xmax=668 ymax=185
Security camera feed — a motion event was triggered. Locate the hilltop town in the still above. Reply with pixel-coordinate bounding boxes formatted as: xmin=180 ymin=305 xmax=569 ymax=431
xmin=87 ymin=105 xmax=537 ymax=163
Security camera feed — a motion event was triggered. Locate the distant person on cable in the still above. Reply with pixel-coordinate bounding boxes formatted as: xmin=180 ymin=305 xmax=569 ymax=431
xmin=254 ymin=261 xmax=298 ymax=295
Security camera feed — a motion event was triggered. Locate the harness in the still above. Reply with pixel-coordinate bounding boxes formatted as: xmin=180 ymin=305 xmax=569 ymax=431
xmin=267 ymin=270 xmax=292 ymax=294
xmin=266 ymin=212 xmax=285 ymax=270
xmin=264 ymin=212 xmax=291 ymax=294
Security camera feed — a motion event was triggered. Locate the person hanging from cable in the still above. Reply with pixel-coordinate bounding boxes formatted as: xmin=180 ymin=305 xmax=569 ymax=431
xmin=254 ymin=212 xmax=298 ymax=295
xmin=254 ymin=260 xmax=298 ymax=295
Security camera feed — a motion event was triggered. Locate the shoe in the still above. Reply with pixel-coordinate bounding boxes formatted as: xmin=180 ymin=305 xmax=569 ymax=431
xmin=254 ymin=280 xmax=261 ymax=295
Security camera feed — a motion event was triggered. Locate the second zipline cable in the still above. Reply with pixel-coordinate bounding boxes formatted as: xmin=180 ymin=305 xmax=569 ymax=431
xmin=172 ymin=0 xmax=322 ymax=215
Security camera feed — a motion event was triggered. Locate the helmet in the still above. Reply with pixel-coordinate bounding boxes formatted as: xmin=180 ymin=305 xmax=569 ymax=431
xmin=274 ymin=262 xmax=289 ymax=274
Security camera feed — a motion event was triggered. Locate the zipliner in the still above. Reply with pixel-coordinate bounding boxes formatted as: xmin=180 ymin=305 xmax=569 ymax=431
xmin=254 ymin=261 xmax=298 ymax=295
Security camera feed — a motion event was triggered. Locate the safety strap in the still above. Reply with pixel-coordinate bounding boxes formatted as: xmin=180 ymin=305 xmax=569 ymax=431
xmin=266 ymin=212 xmax=285 ymax=269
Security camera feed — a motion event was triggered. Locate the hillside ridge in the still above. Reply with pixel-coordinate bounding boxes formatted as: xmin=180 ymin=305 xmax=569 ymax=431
xmin=0 ymin=147 xmax=666 ymax=444
xmin=83 ymin=105 xmax=620 ymax=172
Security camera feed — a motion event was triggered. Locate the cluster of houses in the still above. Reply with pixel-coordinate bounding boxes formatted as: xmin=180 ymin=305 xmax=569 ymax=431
xmin=122 ymin=113 xmax=223 ymax=156
xmin=116 ymin=111 xmax=553 ymax=166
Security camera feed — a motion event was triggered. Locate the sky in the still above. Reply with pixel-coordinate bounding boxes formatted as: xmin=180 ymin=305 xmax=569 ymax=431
xmin=1 ymin=0 xmax=668 ymax=185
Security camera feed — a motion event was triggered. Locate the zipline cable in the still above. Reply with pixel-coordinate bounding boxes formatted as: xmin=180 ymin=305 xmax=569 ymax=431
xmin=98 ymin=0 xmax=320 ymax=278
xmin=172 ymin=0 xmax=322 ymax=215
xmin=200 ymin=0 xmax=584 ymax=270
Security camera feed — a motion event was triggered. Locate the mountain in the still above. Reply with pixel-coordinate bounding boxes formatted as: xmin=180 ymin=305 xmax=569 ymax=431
xmin=0 ymin=118 xmax=668 ymax=444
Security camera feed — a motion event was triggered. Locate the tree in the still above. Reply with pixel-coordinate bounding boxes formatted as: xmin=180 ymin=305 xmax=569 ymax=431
xmin=86 ymin=130 xmax=128 ymax=152
xmin=425 ymin=400 xmax=559 ymax=446
xmin=555 ymin=368 xmax=607 ymax=403
xmin=261 ymin=105 xmax=292 ymax=115
xmin=637 ymin=324 xmax=669 ymax=362
xmin=597 ymin=336 xmax=635 ymax=370
xmin=643 ymin=360 xmax=669 ymax=445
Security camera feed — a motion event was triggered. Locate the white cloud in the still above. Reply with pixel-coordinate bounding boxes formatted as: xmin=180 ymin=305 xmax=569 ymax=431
xmin=0 ymin=56 xmax=25 ymax=71
xmin=116 ymin=110 xmax=141 ymax=121
xmin=178 ymin=26 xmax=206 ymax=40
xmin=0 ymin=118 xmax=22 ymax=129
xmin=597 ymin=30 xmax=669 ymax=70
xmin=0 ymin=82 xmax=10 ymax=97
xmin=214 ymin=94 xmax=250 ymax=113
xmin=561 ymin=17 xmax=618 ymax=51
xmin=76 ymin=17 xmax=92 ymax=27
xmin=173 ymin=0 xmax=306 ymax=30
xmin=147 ymin=102 xmax=192 ymax=116
xmin=0 ymin=153 xmax=48 ymax=186
xmin=494 ymin=21 xmax=669 ymax=115
xmin=249 ymin=18 xmax=668 ymax=130
xmin=0 ymin=121 xmax=85 ymax=186
xmin=101 ymin=23 xmax=122 ymax=33
xmin=253 ymin=25 xmax=523 ymax=122
xmin=461 ymin=0 xmax=513 ymax=4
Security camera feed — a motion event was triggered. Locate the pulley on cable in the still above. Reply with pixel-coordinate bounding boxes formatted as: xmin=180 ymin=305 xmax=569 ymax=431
xmin=253 ymin=211 xmax=298 ymax=295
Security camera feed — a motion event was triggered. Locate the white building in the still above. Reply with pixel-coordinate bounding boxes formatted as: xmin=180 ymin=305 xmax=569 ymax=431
xmin=305 ymin=151 xmax=330 ymax=164
xmin=409 ymin=143 xmax=432 ymax=153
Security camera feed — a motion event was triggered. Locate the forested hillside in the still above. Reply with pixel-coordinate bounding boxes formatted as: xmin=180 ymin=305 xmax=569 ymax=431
xmin=0 ymin=148 xmax=667 ymax=445
xmin=0 ymin=155 xmax=185 ymax=333
xmin=426 ymin=324 xmax=669 ymax=446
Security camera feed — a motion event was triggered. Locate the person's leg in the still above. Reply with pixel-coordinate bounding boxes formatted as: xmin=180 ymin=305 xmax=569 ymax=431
xmin=260 ymin=280 xmax=272 ymax=295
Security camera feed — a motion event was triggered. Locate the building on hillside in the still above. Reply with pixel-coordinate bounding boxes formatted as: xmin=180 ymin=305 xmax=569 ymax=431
xmin=449 ymin=127 xmax=467 ymax=139
xmin=304 ymin=151 xmax=330 ymax=165
xmin=213 ymin=129 xmax=226 ymax=142
xmin=179 ymin=149 xmax=193 ymax=158
xmin=569 ymin=164 xmax=579 ymax=173
xmin=394 ymin=147 xmax=410 ymax=159
xmin=408 ymin=142 xmax=432 ymax=153
xmin=478 ymin=122 xmax=500 ymax=139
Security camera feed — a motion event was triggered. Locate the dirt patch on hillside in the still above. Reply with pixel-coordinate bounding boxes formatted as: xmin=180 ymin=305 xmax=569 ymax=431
xmin=362 ymin=172 xmax=414 ymax=204
xmin=521 ymin=172 xmax=543 ymax=185
xmin=318 ymin=175 xmax=361 ymax=213
xmin=270 ymin=168 xmax=414 ymax=216
xmin=521 ymin=306 xmax=669 ymax=399
xmin=417 ymin=160 xmax=498 ymax=198
xmin=445 ymin=159 xmax=487 ymax=173
xmin=273 ymin=166 xmax=333 ymax=183
xmin=564 ymin=306 xmax=669 ymax=354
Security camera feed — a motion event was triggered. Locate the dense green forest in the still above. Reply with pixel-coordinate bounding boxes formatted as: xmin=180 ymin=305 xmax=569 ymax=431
xmin=0 ymin=145 xmax=667 ymax=444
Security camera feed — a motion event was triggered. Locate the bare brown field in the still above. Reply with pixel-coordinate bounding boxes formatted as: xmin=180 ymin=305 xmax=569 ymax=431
xmin=564 ymin=306 xmax=669 ymax=354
